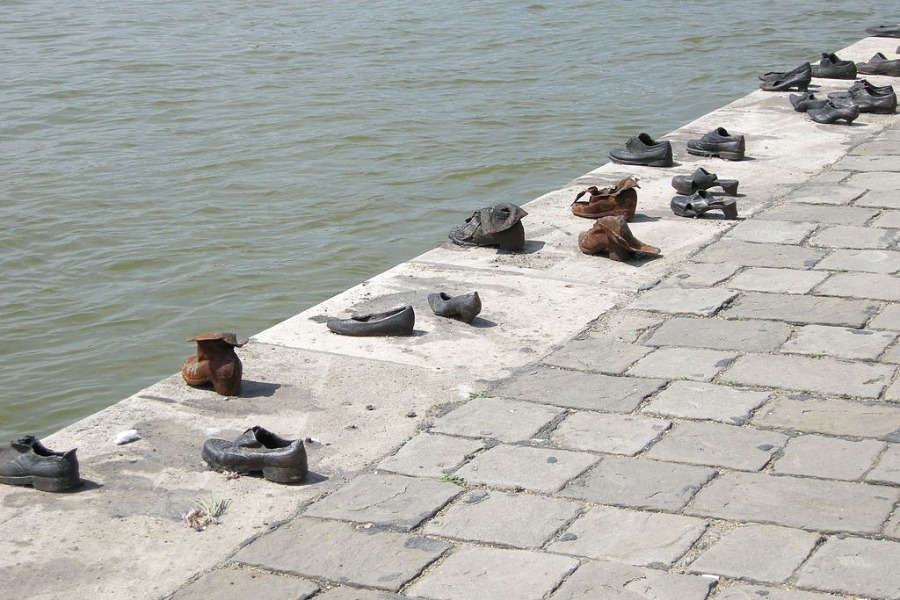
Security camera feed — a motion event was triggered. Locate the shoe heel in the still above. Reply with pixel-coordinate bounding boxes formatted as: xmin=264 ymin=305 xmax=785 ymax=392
xmin=719 ymin=179 xmax=739 ymax=195
xmin=262 ymin=466 xmax=307 ymax=484
xmin=31 ymin=474 xmax=79 ymax=493
xmin=718 ymin=151 xmax=744 ymax=161
xmin=721 ymin=201 xmax=739 ymax=220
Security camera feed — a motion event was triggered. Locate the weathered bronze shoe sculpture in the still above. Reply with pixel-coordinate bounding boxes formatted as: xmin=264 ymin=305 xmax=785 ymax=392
xmin=671 ymin=168 xmax=738 ymax=196
xmin=428 ymin=292 xmax=482 ymax=324
xmin=571 ymin=176 xmax=640 ymax=220
xmin=182 ymin=332 xmax=244 ymax=396
xmin=449 ymin=203 xmax=528 ymax=251
xmin=759 ymin=62 xmax=812 ymax=92
xmin=808 ymin=101 xmax=860 ymax=125
xmin=789 ymin=92 xmax=829 ymax=112
xmin=686 ymin=127 xmax=746 ymax=161
xmin=608 ymin=133 xmax=673 ymax=167
xmin=865 ymin=24 xmax=900 ymax=38
xmin=0 ymin=436 xmax=80 ymax=492
xmin=811 ymin=52 xmax=857 ymax=79
xmin=671 ymin=191 xmax=738 ymax=219
xmin=856 ymin=52 xmax=900 ymax=76
xmin=202 ymin=426 xmax=308 ymax=483
xmin=326 ymin=305 xmax=415 ymax=336
xmin=578 ymin=216 xmax=660 ymax=261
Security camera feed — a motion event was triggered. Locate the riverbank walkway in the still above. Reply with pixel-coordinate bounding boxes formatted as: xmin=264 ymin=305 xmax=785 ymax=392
xmin=2 ymin=36 xmax=899 ymax=600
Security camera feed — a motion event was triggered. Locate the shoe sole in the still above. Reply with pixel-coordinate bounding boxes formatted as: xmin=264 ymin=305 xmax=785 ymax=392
xmin=686 ymin=148 xmax=745 ymax=161
xmin=0 ymin=473 xmax=80 ymax=492
xmin=608 ymin=155 xmax=673 ymax=168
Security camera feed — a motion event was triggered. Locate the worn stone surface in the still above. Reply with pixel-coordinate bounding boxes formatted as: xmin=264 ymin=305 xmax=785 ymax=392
xmin=773 ymin=435 xmax=886 ymax=481
xmin=406 ymin=546 xmax=578 ymax=600
xmin=815 ymin=272 xmax=900 ymax=301
xmin=302 ymin=473 xmax=461 ymax=530
xmin=886 ymin=512 xmax=900 ymax=540
xmin=721 ymin=292 xmax=879 ymax=327
xmin=541 ymin=337 xmax=652 ymax=375
xmin=783 ymin=184 xmax=865 ymax=205
xmin=643 ymin=381 xmax=771 ymax=425
xmin=171 ymin=568 xmax=319 ymax=600
xmin=796 ymin=537 xmax=900 ymax=599
xmin=856 ymin=189 xmax=900 ymax=209
xmin=423 ymin=490 xmax=580 ymax=549
xmin=552 ymin=411 xmax=670 ymax=456
xmin=692 ymin=240 xmax=825 ymax=269
xmin=872 ymin=209 xmax=900 ymax=229
xmin=429 ymin=397 xmax=563 ymax=442
xmin=627 ymin=347 xmax=738 ymax=382
xmin=548 ymin=505 xmax=707 ymax=567
xmin=231 ymin=519 xmax=449 ymax=592
xmin=687 ymin=472 xmax=898 ymax=534
xmin=848 ymin=170 xmax=900 ymax=191
xmin=314 ymin=588 xmax=403 ymax=600
xmin=714 ymin=585 xmax=850 ymax=600
xmin=781 ymin=324 xmax=897 ymax=360
xmin=754 ymin=204 xmax=878 ymax=225
xmin=814 ymin=249 xmax=900 ymax=274
xmin=645 ymin=421 xmax=786 ymax=471
xmin=728 ymin=267 xmax=829 ymax=294
xmin=752 ymin=395 xmax=900 ymax=439
xmin=493 ymin=367 xmax=665 ymax=412
xmin=870 ymin=303 xmax=900 ymax=330
xmin=723 ymin=220 xmax=818 ymax=244
xmin=688 ymin=524 xmax=820 ymax=583
xmin=722 ymin=353 xmax=895 ymax=398
xmin=809 ymin=225 xmax=899 ymax=249
xmin=885 ymin=378 xmax=900 ymax=403
xmin=627 ymin=287 xmax=739 ymax=317
xmin=562 ymin=455 xmax=715 ymax=511
xmin=550 ymin=559 xmax=714 ymax=600
xmin=660 ymin=262 xmax=741 ymax=288
xmin=455 ymin=444 xmax=597 ymax=493
xmin=866 ymin=443 xmax=900 ymax=485
xmin=587 ymin=311 xmax=664 ymax=343
xmin=645 ymin=317 xmax=791 ymax=352
xmin=882 ymin=342 xmax=900 ymax=364
xmin=377 ymin=433 xmax=485 ymax=478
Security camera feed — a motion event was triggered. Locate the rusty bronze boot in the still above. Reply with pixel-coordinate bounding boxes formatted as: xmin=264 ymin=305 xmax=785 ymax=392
xmin=182 ymin=332 xmax=245 ymax=396
xmin=578 ymin=216 xmax=660 ymax=261
xmin=571 ymin=176 xmax=640 ymax=220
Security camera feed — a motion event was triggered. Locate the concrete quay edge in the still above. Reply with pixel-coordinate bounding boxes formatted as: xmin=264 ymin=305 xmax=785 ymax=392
xmin=2 ymin=36 xmax=900 ymax=600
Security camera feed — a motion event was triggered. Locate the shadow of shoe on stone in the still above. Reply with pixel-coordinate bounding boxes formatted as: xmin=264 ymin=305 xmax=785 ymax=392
xmin=629 ymin=214 xmax=661 ymax=223
xmin=498 ymin=239 xmax=545 ymax=255
xmin=468 ymin=316 xmax=498 ymax=328
xmin=240 ymin=381 xmax=281 ymax=398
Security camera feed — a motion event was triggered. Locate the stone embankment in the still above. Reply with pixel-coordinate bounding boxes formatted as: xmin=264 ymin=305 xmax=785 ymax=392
xmin=2 ymin=36 xmax=899 ymax=600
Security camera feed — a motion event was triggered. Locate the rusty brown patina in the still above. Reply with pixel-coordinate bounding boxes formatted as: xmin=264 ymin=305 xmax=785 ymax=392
xmin=181 ymin=332 xmax=244 ymax=396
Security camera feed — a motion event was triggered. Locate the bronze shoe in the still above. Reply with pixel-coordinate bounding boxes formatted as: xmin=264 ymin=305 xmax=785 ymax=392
xmin=326 ymin=305 xmax=415 ymax=336
xmin=428 ymin=291 xmax=482 ymax=324
xmin=571 ymin=176 xmax=639 ymax=220
xmin=578 ymin=216 xmax=660 ymax=261
xmin=182 ymin=332 xmax=245 ymax=396
xmin=0 ymin=436 xmax=80 ymax=492
xmin=202 ymin=426 xmax=308 ymax=483
xmin=449 ymin=203 xmax=528 ymax=251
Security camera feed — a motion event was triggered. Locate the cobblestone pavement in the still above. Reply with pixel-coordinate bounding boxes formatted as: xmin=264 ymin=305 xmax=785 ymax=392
xmin=166 ymin=127 xmax=900 ymax=599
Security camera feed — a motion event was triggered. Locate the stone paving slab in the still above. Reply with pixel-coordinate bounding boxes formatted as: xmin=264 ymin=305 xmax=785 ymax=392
xmin=773 ymin=434 xmax=886 ymax=481
xmin=725 ymin=267 xmax=829 ymax=294
xmin=561 ymin=455 xmax=716 ymax=511
xmin=454 ymin=444 xmax=597 ymax=493
xmin=870 ymin=303 xmax=900 ymax=330
xmin=687 ymin=472 xmax=898 ymax=534
xmin=645 ymin=317 xmax=791 ymax=352
xmin=627 ymin=287 xmax=739 ymax=317
xmin=231 ymin=519 xmax=449 ymax=592
xmin=377 ymin=433 xmax=486 ymax=478
xmin=429 ymin=397 xmax=563 ymax=442
xmin=315 ymin=588 xmax=403 ymax=600
xmin=782 ymin=184 xmax=865 ymax=205
xmin=834 ymin=154 xmax=900 ymax=172
xmin=541 ymin=337 xmax=652 ymax=375
xmin=722 ymin=354 xmax=895 ymax=398
xmin=848 ymin=170 xmax=900 ymax=190
xmin=754 ymin=204 xmax=878 ymax=225
xmin=796 ymin=537 xmax=900 ymax=599
xmin=644 ymin=421 xmax=787 ymax=471
xmin=687 ymin=524 xmax=820 ymax=584
xmin=872 ymin=209 xmax=900 ymax=229
xmin=627 ymin=347 xmax=738 ymax=382
xmin=715 ymin=584 xmax=848 ymax=600
xmin=856 ymin=189 xmax=900 ymax=209
xmin=405 ymin=546 xmax=579 ymax=600
xmin=815 ymin=271 xmax=900 ymax=301
xmin=492 ymin=367 xmax=666 ymax=412
xmin=752 ymin=395 xmax=900 ymax=440
xmin=814 ymin=248 xmax=900 ymax=274
xmin=723 ymin=220 xmax=818 ymax=244
xmin=866 ymin=443 xmax=900 ymax=486
xmin=659 ymin=262 xmax=741 ymax=288
xmin=170 ymin=568 xmax=319 ymax=600
xmin=586 ymin=310 xmax=664 ymax=343
xmin=720 ymin=292 xmax=879 ymax=327
xmin=692 ymin=240 xmax=825 ymax=270
xmin=885 ymin=378 xmax=900 ymax=403
xmin=549 ymin=559 xmax=714 ymax=600
xmin=551 ymin=411 xmax=670 ymax=456
xmin=422 ymin=490 xmax=580 ymax=549
xmin=780 ymin=324 xmax=897 ymax=360
xmin=886 ymin=512 xmax=900 ymax=540
xmin=302 ymin=473 xmax=461 ymax=530
xmin=809 ymin=224 xmax=899 ymax=249
xmin=548 ymin=505 xmax=707 ymax=567
xmin=642 ymin=381 xmax=771 ymax=425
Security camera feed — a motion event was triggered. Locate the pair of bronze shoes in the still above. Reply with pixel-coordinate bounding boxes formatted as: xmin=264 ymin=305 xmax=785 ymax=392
xmin=182 ymin=332 xmax=245 ymax=396
xmin=578 ymin=216 xmax=660 ymax=262
xmin=571 ymin=176 xmax=639 ymax=220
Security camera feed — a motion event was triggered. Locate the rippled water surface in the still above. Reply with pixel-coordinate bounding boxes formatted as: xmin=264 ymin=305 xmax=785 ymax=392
xmin=1 ymin=0 xmax=897 ymax=439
